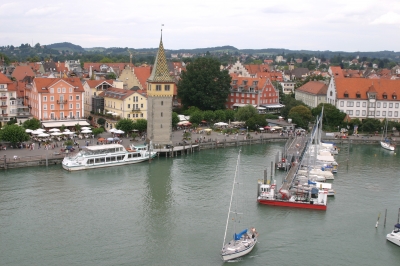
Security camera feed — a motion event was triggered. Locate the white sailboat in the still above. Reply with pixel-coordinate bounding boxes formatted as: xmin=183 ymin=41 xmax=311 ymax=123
xmin=386 ymin=223 xmax=400 ymax=246
xmin=380 ymin=119 xmax=395 ymax=151
xmin=221 ymin=150 xmax=257 ymax=261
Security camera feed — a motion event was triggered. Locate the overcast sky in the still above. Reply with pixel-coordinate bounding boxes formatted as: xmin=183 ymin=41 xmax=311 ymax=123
xmin=1 ymin=0 xmax=399 ymax=52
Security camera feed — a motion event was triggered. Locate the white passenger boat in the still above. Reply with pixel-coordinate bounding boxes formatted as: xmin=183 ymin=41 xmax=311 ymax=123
xmin=386 ymin=223 xmax=400 ymax=247
xmin=62 ymin=143 xmax=157 ymax=171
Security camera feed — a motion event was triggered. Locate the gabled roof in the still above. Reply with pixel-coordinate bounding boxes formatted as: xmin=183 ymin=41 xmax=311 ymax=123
xmin=0 ymin=72 xmax=12 ymax=83
xmin=296 ymin=81 xmax=328 ymax=95
xmin=330 ymin=66 xmax=344 ymax=78
xmin=230 ymin=74 xmax=275 ymax=92
xmin=55 ymin=62 xmax=68 ymax=73
xmin=11 ymin=65 xmax=35 ymax=81
xmin=133 ymin=66 xmax=152 ymax=88
xmin=33 ymin=77 xmax=85 ymax=93
xmin=244 ymin=64 xmax=270 ymax=74
xmin=85 ymin=79 xmax=114 ymax=88
xmin=148 ymin=35 xmax=174 ymax=83
xmin=335 ymin=78 xmax=400 ymax=100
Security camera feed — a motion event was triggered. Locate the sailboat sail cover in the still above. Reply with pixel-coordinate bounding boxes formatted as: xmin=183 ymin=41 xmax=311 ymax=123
xmin=234 ymin=229 xmax=248 ymax=240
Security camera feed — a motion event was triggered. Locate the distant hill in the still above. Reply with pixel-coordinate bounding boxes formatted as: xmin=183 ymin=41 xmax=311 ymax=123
xmin=47 ymin=42 xmax=85 ymax=52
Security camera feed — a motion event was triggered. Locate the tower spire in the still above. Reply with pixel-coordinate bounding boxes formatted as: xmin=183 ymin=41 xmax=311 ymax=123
xmin=147 ymin=28 xmax=173 ymax=83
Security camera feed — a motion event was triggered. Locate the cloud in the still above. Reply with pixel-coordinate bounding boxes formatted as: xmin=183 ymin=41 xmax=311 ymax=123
xmin=370 ymin=12 xmax=400 ymax=25
xmin=25 ymin=6 xmax=60 ymax=16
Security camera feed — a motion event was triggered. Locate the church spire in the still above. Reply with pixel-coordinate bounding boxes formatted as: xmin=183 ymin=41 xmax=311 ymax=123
xmin=148 ymin=31 xmax=174 ymax=83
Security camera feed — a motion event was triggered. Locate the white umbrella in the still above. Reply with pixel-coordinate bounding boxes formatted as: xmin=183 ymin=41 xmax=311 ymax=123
xmin=49 ymin=128 xmax=60 ymax=132
xmin=36 ymin=128 xmax=46 ymax=131
xmin=63 ymin=131 xmax=74 ymax=135
xmin=31 ymin=130 xmax=42 ymax=135
xmin=81 ymin=130 xmax=92 ymax=133
xmin=25 ymin=129 xmax=33 ymax=133
xmin=109 ymin=128 xmax=117 ymax=133
xmin=64 ymin=129 xmax=70 ymax=132
xmin=50 ymin=132 xmax=63 ymax=136
xmin=106 ymin=111 xmax=113 ymax=114
xmin=38 ymin=133 xmax=50 ymax=137
xmin=81 ymin=127 xmax=91 ymax=130
xmin=115 ymin=129 xmax=124 ymax=134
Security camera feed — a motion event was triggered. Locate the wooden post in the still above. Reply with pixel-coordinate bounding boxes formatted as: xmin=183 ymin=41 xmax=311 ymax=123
xmin=3 ymin=155 xmax=7 ymax=170
xmin=384 ymin=208 xmax=387 ymax=227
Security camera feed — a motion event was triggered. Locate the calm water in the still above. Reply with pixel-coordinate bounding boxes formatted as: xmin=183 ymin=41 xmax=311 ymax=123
xmin=1 ymin=143 xmax=400 ymax=266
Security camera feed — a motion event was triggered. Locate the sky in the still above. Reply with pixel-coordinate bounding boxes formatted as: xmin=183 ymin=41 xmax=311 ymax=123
xmin=1 ymin=0 xmax=400 ymax=52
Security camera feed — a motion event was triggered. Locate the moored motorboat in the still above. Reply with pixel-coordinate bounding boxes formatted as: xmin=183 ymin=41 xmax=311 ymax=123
xmin=62 ymin=143 xmax=157 ymax=171
xmin=386 ymin=224 xmax=400 ymax=247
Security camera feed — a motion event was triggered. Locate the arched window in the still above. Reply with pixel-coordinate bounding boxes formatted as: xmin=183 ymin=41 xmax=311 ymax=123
xmin=161 ymin=112 xmax=163 ymax=117
xmin=161 ymin=101 xmax=164 ymax=105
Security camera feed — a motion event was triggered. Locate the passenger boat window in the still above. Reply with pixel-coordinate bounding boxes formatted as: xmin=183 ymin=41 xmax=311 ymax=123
xmin=106 ymin=157 xmax=111 ymax=162
xmin=88 ymin=159 xmax=94 ymax=164
xmin=111 ymin=157 xmax=116 ymax=161
xmin=117 ymin=156 xmax=124 ymax=161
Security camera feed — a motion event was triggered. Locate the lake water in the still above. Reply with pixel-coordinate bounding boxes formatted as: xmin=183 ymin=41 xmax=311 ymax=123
xmin=1 ymin=143 xmax=400 ymax=266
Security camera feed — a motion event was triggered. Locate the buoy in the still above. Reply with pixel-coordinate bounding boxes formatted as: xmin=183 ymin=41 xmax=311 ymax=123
xmin=375 ymin=154 xmax=376 ymax=156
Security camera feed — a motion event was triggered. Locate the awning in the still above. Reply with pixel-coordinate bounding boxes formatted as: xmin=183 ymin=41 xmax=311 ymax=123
xmin=232 ymin=103 xmax=257 ymax=108
xmin=42 ymin=120 xmax=90 ymax=128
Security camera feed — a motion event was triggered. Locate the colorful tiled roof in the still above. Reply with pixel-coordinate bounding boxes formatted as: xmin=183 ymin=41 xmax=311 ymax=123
xmin=148 ymin=35 xmax=174 ymax=83
xmin=335 ymin=78 xmax=400 ymax=100
xmin=297 ymin=81 xmax=328 ymax=95
xmin=33 ymin=77 xmax=85 ymax=93
xmin=11 ymin=66 xmax=35 ymax=81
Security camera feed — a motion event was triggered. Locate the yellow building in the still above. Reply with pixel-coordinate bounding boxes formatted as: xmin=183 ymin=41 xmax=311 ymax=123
xmin=99 ymin=88 xmax=147 ymax=130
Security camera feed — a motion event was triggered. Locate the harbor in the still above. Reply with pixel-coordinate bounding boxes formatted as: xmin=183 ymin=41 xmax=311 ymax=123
xmin=0 ymin=143 xmax=399 ymax=265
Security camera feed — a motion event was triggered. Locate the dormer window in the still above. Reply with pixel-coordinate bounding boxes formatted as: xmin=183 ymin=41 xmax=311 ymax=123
xmin=344 ymin=92 xmax=349 ymax=98
xmin=253 ymin=81 xmax=258 ymax=86
xmin=243 ymin=80 xmax=248 ymax=85
xmin=232 ymin=80 xmax=237 ymax=85
xmin=393 ymin=94 xmax=397 ymax=99
xmin=383 ymin=93 xmax=387 ymax=99
xmin=369 ymin=94 xmax=376 ymax=99
xmin=356 ymin=93 xmax=360 ymax=98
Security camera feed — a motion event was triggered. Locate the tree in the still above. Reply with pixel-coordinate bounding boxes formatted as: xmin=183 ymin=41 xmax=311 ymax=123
xmin=133 ymin=119 xmax=147 ymax=132
xmin=106 ymin=72 xmax=117 ymax=80
xmin=311 ymin=103 xmax=346 ymax=131
xmin=7 ymin=118 xmax=17 ymax=125
xmin=97 ymin=117 xmax=106 ymax=126
xmin=189 ymin=111 xmax=203 ymax=125
xmin=92 ymin=127 xmax=104 ymax=136
xmin=288 ymin=106 xmax=313 ymax=128
xmin=203 ymin=110 xmax=215 ymax=123
xmin=224 ymin=109 xmax=235 ymax=122
xmin=235 ymin=105 xmax=258 ymax=122
xmin=22 ymin=118 xmax=41 ymax=130
xmin=177 ymin=57 xmax=231 ymax=110
xmin=172 ymin=112 xmax=180 ymax=128
xmin=280 ymin=97 xmax=305 ymax=119
xmin=0 ymin=124 xmax=29 ymax=145
xmin=74 ymin=123 xmax=81 ymax=133
xmin=116 ymin=118 xmax=135 ymax=133
xmin=361 ymin=118 xmax=381 ymax=133
xmin=214 ymin=110 xmax=226 ymax=122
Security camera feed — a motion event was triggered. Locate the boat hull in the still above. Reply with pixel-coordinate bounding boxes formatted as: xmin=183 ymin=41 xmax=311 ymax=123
xmin=380 ymin=141 xmax=395 ymax=151
xmin=257 ymin=198 xmax=327 ymax=210
xmin=386 ymin=233 xmax=400 ymax=246
xmin=221 ymin=239 xmax=257 ymax=261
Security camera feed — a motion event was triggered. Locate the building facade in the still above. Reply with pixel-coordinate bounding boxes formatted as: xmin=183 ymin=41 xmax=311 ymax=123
xmin=295 ymin=81 xmax=328 ymax=108
xmin=147 ymin=34 xmax=175 ymax=147
xmin=25 ymin=77 xmax=85 ymax=120
xmin=83 ymin=80 xmax=114 ymax=117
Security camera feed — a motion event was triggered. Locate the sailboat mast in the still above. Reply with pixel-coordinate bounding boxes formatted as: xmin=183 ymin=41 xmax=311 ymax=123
xmin=222 ymin=150 xmax=241 ymax=249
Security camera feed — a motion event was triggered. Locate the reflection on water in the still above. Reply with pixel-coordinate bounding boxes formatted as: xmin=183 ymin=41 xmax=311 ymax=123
xmin=0 ymin=143 xmax=400 ymax=265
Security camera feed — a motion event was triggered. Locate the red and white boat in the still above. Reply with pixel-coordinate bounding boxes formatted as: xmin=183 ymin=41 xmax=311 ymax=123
xmin=257 ymin=180 xmax=327 ymax=211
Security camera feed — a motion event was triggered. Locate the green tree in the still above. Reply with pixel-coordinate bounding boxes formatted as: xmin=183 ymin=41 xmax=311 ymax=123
xmin=106 ymin=72 xmax=117 ymax=80
xmin=116 ymin=118 xmax=135 ymax=134
xmin=189 ymin=111 xmax=203 ymax=125
xmin=0 ymin=124 xmax=29 ymax=145
xmin=288 ymin=105 xmax=313 ymax=126
xmin=92 ymin=127 xmax=104 ymax=136
xmin=235 ymin=105 xmax=258 ymax=122
xmin=224 ymin=109 xmax=235 ymax=122
xmin=97 ymin=117 xmax=106 ymax=126
xmin=7 ymin=118 xmax=17 ymax=125
xmin=177 ymin=57 xmax=231 ymax=110
xmin=361 ymin=118 xmax=381 ymax=133
xmin=22 ymin=118 xmax=41 ymax=130
xmin=203 ymin=110 xmax=215 ymax=123
xmin=100 ymin=57 xmax=113 ymax=63
xmin=60 ymin=124 xmax=66 ymax=132
xmin=172 ymin=112 xmax=180 ymax=128
xmin=280 ymin=97 xmax=305 ymax=119
xmin=133 ymin=119 xmax=147 ymax=132
xmin=214 ymin=110 xmax=226 ymax=122
xmin=74 ymin=123 xmax=81 ymax=133
xmin=311 ymin=103 xmax=346 ymax=131
xmin=183 ymin=106 xmax=201 ymax=116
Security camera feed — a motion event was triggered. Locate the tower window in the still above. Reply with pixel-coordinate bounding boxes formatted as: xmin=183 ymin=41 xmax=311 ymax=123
xmin=165 ymin=85 xmax=170 ymax=91
xmin=161 ymin=112 xmax=163 ymax=117
xmin=161 ymin=101 xmax=163 ymax=105
xmin=156 ymin=85 xmax=161 ymax=91
xmin=161 ymin=124 xmax=163 ymax=128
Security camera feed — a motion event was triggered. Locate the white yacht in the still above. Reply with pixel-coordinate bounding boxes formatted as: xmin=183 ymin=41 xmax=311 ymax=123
xmin=62 ymin=144 xmax=157 ymax=171
xmin=387 ymin=224 xmax=400 ymax=247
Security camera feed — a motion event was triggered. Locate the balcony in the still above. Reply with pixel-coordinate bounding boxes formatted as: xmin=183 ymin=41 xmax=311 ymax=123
xmin=28 ymin=105 xmax=32 ymax=109
xmin=57 ymin=100 xmax=68 ymax=104
xmin=131 ymin=108 xmax=141 ymax=112
xmin=0 ymin=113 xmax=8 ymax=116
xmin=1 ymin=105 xmax=7 ymax=108
xmin=25 ymin=96 xmax=29 ymax=99
xmin=0 ymin=96 xmax=7 ymax=100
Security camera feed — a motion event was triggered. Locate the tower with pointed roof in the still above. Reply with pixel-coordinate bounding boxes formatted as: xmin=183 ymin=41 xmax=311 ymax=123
xmin=147 ymin=32 xmax=175 ymax=146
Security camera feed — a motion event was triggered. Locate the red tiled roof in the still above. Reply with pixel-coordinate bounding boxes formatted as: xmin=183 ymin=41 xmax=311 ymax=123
xmin=335 ymin=78 xmax=400 ymax=100
xmin=0 ymin=72 xmax=12 ymax=83
xmin=55 ymin=62 xmax=68 ymax=73
xmin=230 ymin=74 xmax=275 ymax=91
xmin=85 ymin=79 xmax=114 ymax=88
xmin=11 ymin=66 xmax=35 ymax=81
xmin=244 ymin=64 xmax=270 ymax=74
xmin=98 ymin=87 xmax=138 ymax=100
xmin=296 ymin=81 xmax=328 ymax=95
xmin=33 ymin=77 xmax=84 ymax=93
xmin=133 ymin=66 xmax=152 ymax=90
xmin=330 ymin=66 xmax=344 ymax=78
